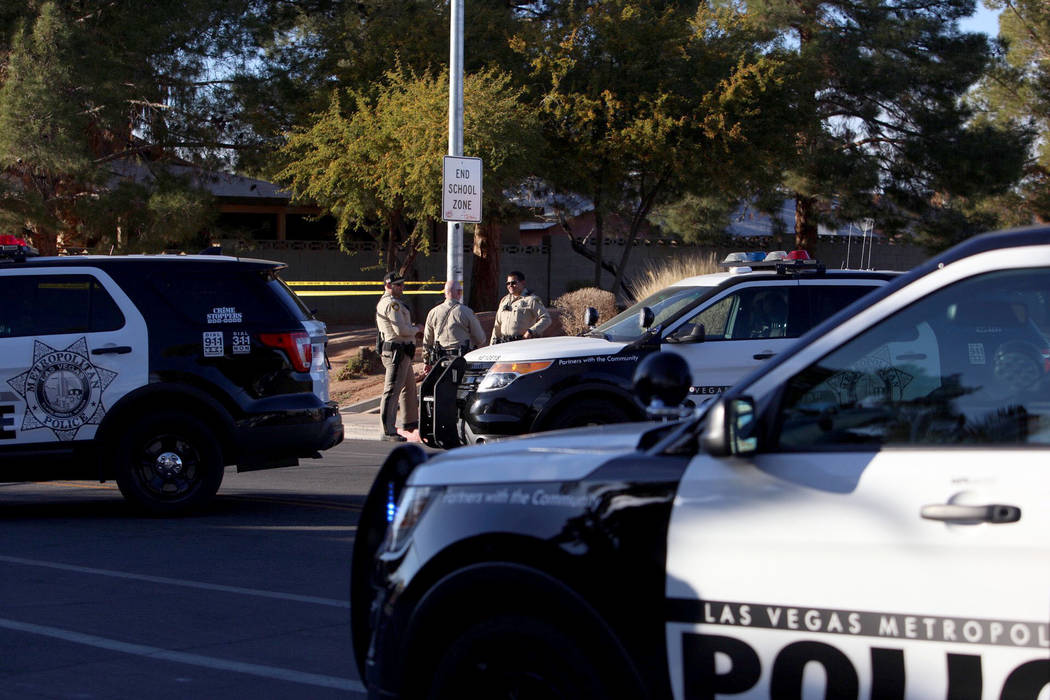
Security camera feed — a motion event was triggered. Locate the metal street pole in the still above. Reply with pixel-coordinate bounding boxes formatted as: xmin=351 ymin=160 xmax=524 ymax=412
xmin=447 ymin=0 xmax=464 ymax=293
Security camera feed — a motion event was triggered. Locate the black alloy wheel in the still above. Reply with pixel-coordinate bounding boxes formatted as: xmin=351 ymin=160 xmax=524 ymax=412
xmin=114 ymin=411 xmax=224 ymax=516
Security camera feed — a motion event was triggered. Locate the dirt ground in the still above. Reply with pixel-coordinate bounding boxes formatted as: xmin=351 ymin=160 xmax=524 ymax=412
xmin=325 ymin=326 xmax=399 ymax=408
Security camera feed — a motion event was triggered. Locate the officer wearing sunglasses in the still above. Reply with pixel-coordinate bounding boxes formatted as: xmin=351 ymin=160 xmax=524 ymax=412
xmin=490 ymin=270 xmax=551 ymax=344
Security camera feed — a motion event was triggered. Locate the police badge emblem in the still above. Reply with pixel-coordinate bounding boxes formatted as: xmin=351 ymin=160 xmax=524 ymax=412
xmin=7 ymin=337 xmax=118 ymax=441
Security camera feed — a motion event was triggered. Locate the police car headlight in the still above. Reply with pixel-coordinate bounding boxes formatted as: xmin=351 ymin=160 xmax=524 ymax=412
xmin=385 ymin=485 xmax=442 ymax=552
xmin=477 ymin=361 xmax=553 ymax=392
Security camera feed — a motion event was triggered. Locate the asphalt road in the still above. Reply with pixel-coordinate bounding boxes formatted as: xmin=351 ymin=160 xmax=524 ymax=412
xmin=0 ymin=438 xmax=412 ymax=700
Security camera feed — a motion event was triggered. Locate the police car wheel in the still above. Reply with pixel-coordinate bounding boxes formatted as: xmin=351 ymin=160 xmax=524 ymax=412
xmin=546 ymin=398 xmax=630 ymax=430
xmin=426 ymin=614 xmax=612 ymax=700
xmin=114 ymin=412 xmax=224 ymax=516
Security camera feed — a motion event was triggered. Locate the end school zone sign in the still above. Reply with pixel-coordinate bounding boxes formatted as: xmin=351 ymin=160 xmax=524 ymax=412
xmin=443 ymin=156 xmax=482 ymax=223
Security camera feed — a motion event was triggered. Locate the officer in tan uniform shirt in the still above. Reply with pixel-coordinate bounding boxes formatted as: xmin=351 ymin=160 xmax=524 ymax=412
xmin=375 ymin=271 xmax=421 ymax=441
xmin=423 ymin=281 xmax=486 ymax=364
xmin=491 ymin=270 xmax=551 ymax=344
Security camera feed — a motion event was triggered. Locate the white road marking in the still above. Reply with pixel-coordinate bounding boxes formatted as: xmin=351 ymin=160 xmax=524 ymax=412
xmin=0 ymin=617 xmax=365 ymax=693
xmin=0 ymin=554 xmax=349 ymax=608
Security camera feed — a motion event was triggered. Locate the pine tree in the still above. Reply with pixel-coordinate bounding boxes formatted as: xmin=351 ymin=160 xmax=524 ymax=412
xmin=971 ymin=0 xmax=1050 ymax=223
xmin=746 ymin=0 xmax=1030 ymax=252
xmin=0 ymin=1 xmax=257 ymax=253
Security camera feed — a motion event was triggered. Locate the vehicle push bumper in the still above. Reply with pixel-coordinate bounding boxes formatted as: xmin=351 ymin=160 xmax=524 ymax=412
xmin=419 ymin=356 xmax=468 ymax=448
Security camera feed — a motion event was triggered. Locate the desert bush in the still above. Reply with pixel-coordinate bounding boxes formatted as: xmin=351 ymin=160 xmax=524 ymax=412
xmin=335 ymin=348 xmax=383 ymax=380
xmin=553 ymin=287 xmax=619 ymax=336
xmin=628 ymin=253 xmax=720 ymax=302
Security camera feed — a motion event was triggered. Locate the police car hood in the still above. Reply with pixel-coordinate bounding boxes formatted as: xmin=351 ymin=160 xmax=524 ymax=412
xmin=465 ymin=335 xmax=628 ymax=363
xmin=409 ymin=421 xmax=661 ymax=486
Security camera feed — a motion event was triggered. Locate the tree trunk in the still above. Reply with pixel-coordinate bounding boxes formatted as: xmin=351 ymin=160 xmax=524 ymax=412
xmin=794 ymin=194 xmax=819 ymax=256
xmin=611 ymin=176 xmax=663 ymax=302
xmin=385 ymin=210 xmax=398 ymax=272
xmin=27 ymin=224 xmax=59 ymax=256
xmin=592 ymin=208 xmax=604 ymax=288
xmin=469 ymin=219 xmax=501 ymax=312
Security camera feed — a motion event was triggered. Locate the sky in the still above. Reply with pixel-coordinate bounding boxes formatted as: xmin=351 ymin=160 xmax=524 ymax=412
xmin=959 ymin=3 xmax=1000 ymax=37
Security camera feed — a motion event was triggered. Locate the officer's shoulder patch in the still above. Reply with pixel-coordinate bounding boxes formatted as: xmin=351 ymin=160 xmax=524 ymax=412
xmin=391 ymin=302 xmax=400 ymax=311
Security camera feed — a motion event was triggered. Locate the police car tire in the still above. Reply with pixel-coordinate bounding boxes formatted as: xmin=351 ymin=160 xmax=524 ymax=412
xmin=114 ymin=411 xmax=224 ymax=516
xmin=545 ymin=397 xmax=631 ymax=430
xmin=425 ymin=613 xmax=614 ymax=700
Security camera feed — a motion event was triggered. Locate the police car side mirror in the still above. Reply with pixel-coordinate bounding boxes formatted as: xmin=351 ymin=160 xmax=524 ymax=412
xmin=667 ymin=323 xmax=705 ymax=345
xmin=583 ymin=306 xmax=599 ymax=329
xmin=700 ymin=396 xmax=758 ymax=457
xmin=633 ymin=352 xmax=690 ymax=418
xmin=639 ymin=307 xmax=655 ymax=330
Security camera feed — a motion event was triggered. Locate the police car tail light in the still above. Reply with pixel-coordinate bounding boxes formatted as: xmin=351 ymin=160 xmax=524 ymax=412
xmin=478 ymin=360 xmax=554 ymax=391
xmin=259 ymin=332 xmax=313 ymax=372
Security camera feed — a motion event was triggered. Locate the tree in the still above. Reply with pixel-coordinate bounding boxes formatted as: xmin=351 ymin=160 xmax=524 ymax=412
xmin=525 ymin=0 xmax=798 ymax=295
xmin=233 ymin=1 xmax=541 ymax=175
xmin=0 ymin=1 xmax=259 ymax=253
xmin=746 ymin=0 xmax=1030 ymax=252
xmin=970 ymin=0 xmax=1050 ymax=224
xmin=276 ymin=66 xmax=541 ymax=292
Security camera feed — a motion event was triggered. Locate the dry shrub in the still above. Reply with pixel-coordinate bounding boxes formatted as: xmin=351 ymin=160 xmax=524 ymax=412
xmin=336 ymin=347 xmax=384 ymax=380
xmin=553 ymin=287 xmax=619 ymax=336
xmin=628 ymin=252 xmax=720 ymax=302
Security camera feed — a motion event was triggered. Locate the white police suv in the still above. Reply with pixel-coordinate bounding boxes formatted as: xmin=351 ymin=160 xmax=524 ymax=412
xmin=421 ymin=256 xmax=898 ymax=448
xmin=353 ymin=227 xmax=1049 ymax=698
xmin=1 ymin=244 xmax=343 ymax=514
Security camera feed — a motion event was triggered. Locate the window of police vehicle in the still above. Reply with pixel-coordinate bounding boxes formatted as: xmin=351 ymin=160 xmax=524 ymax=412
xmin=779 ymin=268 xmax=1050 ymax=447
xmin=354 ymin=227 xmax=1050 ymax=700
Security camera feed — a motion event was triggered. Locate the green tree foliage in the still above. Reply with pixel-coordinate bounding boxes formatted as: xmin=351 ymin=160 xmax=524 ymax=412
xmin=970 ymin=0 xmax=1050 ymax=224
xmin=0 ymin=0 xmax=256 ymax=253
xmin=745 ymin=0 xmax=1031 ymax=252
xmin=276 ymin=66 xmax=541 ymax=274
xmin=524 ymin=0 xmax=797 ymax=294
xmin=234 ymin=1 xmax=539 ymax=173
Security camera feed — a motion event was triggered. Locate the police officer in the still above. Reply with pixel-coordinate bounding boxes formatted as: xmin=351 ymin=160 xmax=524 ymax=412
xmin=423 ymin=281 xmax=486 ymax=365
xmin=376 ymin=271 xmax=421 ymax=442
xmin=491 ymin=270 xmax=551 ymax=344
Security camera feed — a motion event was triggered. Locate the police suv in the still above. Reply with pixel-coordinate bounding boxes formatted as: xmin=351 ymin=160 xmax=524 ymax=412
xmin=353 ymin=227 xmax=1050 ymax=698
xmin=420 ymin=256 xmax=898 ymax=448
xmin=0 ymin=244 xmax=343 ymax=514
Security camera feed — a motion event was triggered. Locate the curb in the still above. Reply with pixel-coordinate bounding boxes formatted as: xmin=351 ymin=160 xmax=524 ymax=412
xmin=342 ymin=396 xmax=380 ymax=414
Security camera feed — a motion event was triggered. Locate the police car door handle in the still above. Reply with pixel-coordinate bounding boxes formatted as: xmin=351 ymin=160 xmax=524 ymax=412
xmin=91 ymin=345 xmax=132 ymax=355
xmin=753 ymin=351 xmax=776 ymax=360
xmin=920 ymin=503 xmax=1021 ymax=524
xmin=896 ymin=353 xmax=927 ymax=360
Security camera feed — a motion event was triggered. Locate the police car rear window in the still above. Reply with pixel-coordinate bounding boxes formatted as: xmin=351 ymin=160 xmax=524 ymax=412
xmin=0 ymin=274 xmax=124 ymax=337
xmin=267 ymin=275 xmax=313 ymax=321
xmin=149 ymin=268 xmax=303 ymax=325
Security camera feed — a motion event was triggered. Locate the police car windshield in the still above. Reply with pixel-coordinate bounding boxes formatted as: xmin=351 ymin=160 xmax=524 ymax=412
xmin=591 ymin=285 xmax=717 ymax=342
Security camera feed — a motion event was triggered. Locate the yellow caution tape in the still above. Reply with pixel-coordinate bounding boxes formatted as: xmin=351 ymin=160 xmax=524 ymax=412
xmin=286 ymin=281 xmax=443 ymax=287
xmin=293 ymin=290 xmax=442 ymax=296
xmin=286 ymin=280 xmax=445 ymax=296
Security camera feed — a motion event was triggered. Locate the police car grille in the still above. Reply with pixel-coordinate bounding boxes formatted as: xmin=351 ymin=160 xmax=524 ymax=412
xmin=457 ymin=365 xmax=490 ymax=400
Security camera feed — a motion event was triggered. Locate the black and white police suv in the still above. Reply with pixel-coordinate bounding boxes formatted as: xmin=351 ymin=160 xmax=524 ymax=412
xmin=0 ymin=244 xmax=343 ymax=514
xmin=420 ymin=255 xmax=898 ymax=448
xmin=353 ymin=227 xmax=1049 ymax=699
